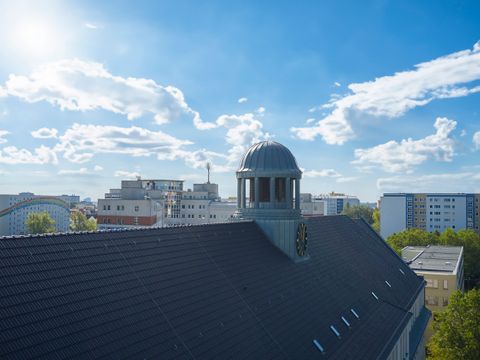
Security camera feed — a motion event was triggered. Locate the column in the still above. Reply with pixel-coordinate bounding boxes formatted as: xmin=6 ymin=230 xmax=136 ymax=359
xmin=270 ymin=177 xmax=275 ymax=206
xmin=254 ymin=177 xmax=259 ymax=209
xmin=295 ymin=178 xmax=300 ymax=210
xmin=237 ymin=178 xmax=242 ymax=208
xmin=285 ymin=177 xmax=291 ymax=209
xmin=241 ymin=179 xmax=246 ymax=208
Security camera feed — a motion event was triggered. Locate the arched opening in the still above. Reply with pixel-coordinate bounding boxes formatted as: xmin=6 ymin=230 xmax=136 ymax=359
xmin=259 ymin=177 xmax=270 ymax=202
xmin=275 ymin=178 xmax=286 ymax=202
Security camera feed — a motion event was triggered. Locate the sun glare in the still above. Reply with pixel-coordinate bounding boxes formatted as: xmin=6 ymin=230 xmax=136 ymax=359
xmin=12 ymin=19 xmax=58 ymax=57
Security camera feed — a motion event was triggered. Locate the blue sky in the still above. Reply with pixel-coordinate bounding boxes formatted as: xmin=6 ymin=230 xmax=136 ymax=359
xmin=0 ymin=0 xmax=479 ymax=202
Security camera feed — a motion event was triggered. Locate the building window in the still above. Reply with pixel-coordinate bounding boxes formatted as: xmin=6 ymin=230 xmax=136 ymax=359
xmin=134 ymin=206 xmax=139 ymax=212
xmin=103 ymin=205 xmax=106 ymax=210
xmin=443 ymin=280 xmax=448 ymax=290
xmin=442 ymin=297 xmax=449 ymax=306
xmin=107 ymin=205 xmax=111 ymax=210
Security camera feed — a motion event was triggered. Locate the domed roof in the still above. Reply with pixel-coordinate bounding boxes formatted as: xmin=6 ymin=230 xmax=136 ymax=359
xmin=237 ymin=141 xmax=302 ymax=177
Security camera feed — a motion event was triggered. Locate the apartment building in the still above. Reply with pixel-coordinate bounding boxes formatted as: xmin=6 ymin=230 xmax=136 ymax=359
xmin=0 ymin=192 xmax=70 ymax=236
xmin=300 ymin=192 xmax=360 ymax=216
xmin=97 ymin=178 xmax=236 ymax=229
xmin=380 ymin=193 xmax=480 ymax=238
xmin=402 ymin=245 xmax=464 ymax=311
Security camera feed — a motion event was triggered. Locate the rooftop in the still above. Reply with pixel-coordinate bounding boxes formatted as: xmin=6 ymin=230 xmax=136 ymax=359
xmin=402 ymin=245 xmax=463 ymax=274
xmin=0 ymin=216 xmax=425 ymax=359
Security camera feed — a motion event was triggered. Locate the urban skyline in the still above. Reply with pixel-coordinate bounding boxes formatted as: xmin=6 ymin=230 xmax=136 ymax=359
xmin=1 ymin=1 xmax=479 ymax=203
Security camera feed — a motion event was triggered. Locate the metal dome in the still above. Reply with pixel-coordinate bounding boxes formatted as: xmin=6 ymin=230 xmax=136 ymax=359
xmin=237 ymin=141 xmax=302 ymax=177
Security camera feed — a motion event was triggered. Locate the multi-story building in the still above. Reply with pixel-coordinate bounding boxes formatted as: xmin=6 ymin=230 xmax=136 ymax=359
xmin=97 ymin=178 xmax=236 ymax=229
xmin=380 ymin=193 xmax=480 ymax=238
xmin=300 ymin=192 xmax=360 ymax=216
xmin=402 ymin=245 xmax=464 ymax=311
xmin=58 ymin=194 xmax=81 ymax=207
xmin=0 ymin=192 xmax=70 ymax=236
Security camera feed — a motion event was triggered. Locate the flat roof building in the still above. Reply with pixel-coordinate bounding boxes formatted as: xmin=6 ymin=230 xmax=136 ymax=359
xmin=380 ymin=193 xmax=480 ymax=239
xmin=402 ymin=245 xmax=464 ymax=311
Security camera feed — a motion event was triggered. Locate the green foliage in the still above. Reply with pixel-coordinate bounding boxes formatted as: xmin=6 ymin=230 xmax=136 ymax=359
xmin=70 ymin=211 xmax=97 ymax=232
xmin=386 ymin=228 xmax=480 ymax=287
xmin=428 ymin=289 xmax=480 ymax=359
xmin=341 ymin=204 xmax=374 ymax=224
xmin=372 ymin=208 xmax=380 ymax=233
xmin=25 ymin=211 xmax=56 ymax=235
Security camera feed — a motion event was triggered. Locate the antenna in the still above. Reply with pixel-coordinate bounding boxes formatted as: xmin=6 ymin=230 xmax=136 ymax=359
xmin=206 ymin=162 xmax=211 ymax=184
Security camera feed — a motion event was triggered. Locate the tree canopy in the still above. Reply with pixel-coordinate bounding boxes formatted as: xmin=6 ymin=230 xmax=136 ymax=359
xmin=341 ymin=204 xmax=374 ymax=225
xmin=428 ymin=289 xmax=480 ymax=359
xmin=386 ymin=228 xmax=480 ymax=288
xmin=70 ymin=211 xmax=97 ymax=232
xmin=25 ymin=211 xmax=56 ymax=235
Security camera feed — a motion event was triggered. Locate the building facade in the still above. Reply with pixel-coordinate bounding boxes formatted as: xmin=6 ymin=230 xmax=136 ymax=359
xmin=98 ymin=178 xmax=236 ymax=229
xmin=0 ymin=193 xmax=70 ymax=236
xmin=380 ymin=193 xmax=480 ymax=238
xmin=300 ymin=192 xmax=360 ymax=216
xmin=402 ymin=245 xmax=464 ymax=312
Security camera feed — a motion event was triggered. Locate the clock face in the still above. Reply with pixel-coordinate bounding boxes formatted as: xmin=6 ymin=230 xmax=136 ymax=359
xmin=296 ymin=222 xmax=308 ymax=257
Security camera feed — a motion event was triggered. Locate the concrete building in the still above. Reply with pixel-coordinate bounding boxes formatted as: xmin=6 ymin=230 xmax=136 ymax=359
xmin=0 ymin=140 xmax=431 ymax=359
xmin=300 ymin=192 xmax=360 ymax=216
xmin=0 ymin=192 xmax=70 ymax=236
xmin=402 ymin=246 xmax=464 ymax=311
xmin=98 ymin=178 xmax=236 ymax=229
xmin=380 ymin=193 xmax=480 ymax=239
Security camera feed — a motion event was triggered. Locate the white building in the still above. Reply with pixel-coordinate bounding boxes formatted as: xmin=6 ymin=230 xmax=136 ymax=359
xmin=300 ymin=192 xmax=360 ymax=216
xmin=0 ymin=193 xmax=70 ymax=236
xmin=98 ymin=178 xmax=236 ymax=229
xmin=380 ymin=193 xmax=480 ymax=239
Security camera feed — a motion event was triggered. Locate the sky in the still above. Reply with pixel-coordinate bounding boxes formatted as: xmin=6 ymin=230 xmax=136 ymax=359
xmin=0 ymin=0 xmax=479 ymax=202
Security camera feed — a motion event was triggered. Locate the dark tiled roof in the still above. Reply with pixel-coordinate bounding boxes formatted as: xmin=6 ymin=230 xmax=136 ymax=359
xmin=0 ymin=216 xmax=424 ymax=359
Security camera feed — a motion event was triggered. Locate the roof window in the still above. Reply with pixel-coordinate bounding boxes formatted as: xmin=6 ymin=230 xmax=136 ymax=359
xmin=385 ymin=280 xmax=392 ymax=288
xmin=350 ymin=308 xmax=360 ymax=318
xmin=341 ymin=316 xmax=350 ymax=327
xmin=330 ymin=325 xmax=340 ymax=338
xmin=313 ymin=339 xmax=325 ymax=353
xmin=371 ymin=291 xmax=379 ymax=300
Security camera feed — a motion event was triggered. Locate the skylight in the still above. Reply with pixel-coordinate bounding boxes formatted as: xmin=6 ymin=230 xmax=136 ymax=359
xmin=385 ymin=280 xmax=392 ymax=288
xmin=330 ymin=325 xmax=340 ymax=337
xmin=350 ymin=308 xmax=360 ymax=318
xmin=313 ymin=339 xmax=325 ymax=353
xmin=341 ymin=316 xmax=350 ymax=327
xmin=399 ymin=268 xmax=405 ymax=275
xmin=371 ymin=291 xmax=379 ymax=300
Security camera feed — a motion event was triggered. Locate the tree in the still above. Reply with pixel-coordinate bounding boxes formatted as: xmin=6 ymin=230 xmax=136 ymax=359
xmin=372 ymin=208 xmax=380 ymax=233
xmin=70 ymin=211 xmax=97 ymax=232
xmin=428 ymin=289 xmax=480 ymax=359
xmin=341 ymin=204 xmax=374 ymax=224
xmin=386 ymin=228 xmax=480 ymax=288
xmin=25 ymin=211 xmax=56 ymax=235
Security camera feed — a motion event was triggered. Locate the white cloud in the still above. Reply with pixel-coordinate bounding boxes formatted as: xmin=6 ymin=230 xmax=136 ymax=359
xmin=0 ymin=130 xmax=9 ymax=144
xmin=94 ymin=165 xmax=103 ymax=171
xmin=0 ymin=145 xmax=58 ymax=164
xmin=292 ymin=41 xmax=480 ymax=144
xmin=353 ymin=117 xmax=457 ymax=173
xmin=84 ymin=23 xmax=98 ymax=29
xmin=377 ymin=172 xmax=480 ymax=193
xmin=238 ymin=97 xmax=248 ymax=103
xmin=31 ymin=127 xmax=58 ymax=139
xmin=460 ymin=129 xmax=467 ymax=137
xmin=256 ymin=106 xmax=265 ymax=114
xmin=3 ymin=59 xmax=201 ymax=125
xmin=336 ymin=176 xmax=357 ymax=183
xmin=58 ymin=167 xmax=89 ymax=175
xmin=333 ymin=82 xmax=341 ymax=87
xmin=302 ymin=168 xmax=341 ymax=178
xmin=114 ymin=170 xmax=141 ymax=179
xmin=473 ymin=131 xmax=480 ymax=149
xmin=305 ymin=118 xmax=315 ymax=124
xmin=54 ymin=123 xmax=193 ymax=163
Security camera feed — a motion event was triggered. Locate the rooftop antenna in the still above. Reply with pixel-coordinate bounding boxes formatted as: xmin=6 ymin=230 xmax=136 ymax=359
xmin=206 ymin=162 xmax=211 ymax=184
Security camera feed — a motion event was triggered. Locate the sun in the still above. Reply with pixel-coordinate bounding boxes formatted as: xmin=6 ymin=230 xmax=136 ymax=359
xmin=12 ymin=18 xmax=59 ymax=57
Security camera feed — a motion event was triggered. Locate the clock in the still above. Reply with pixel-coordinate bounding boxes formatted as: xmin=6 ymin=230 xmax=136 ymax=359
xmin=296 ymin=222 xmax=308 ymax=256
